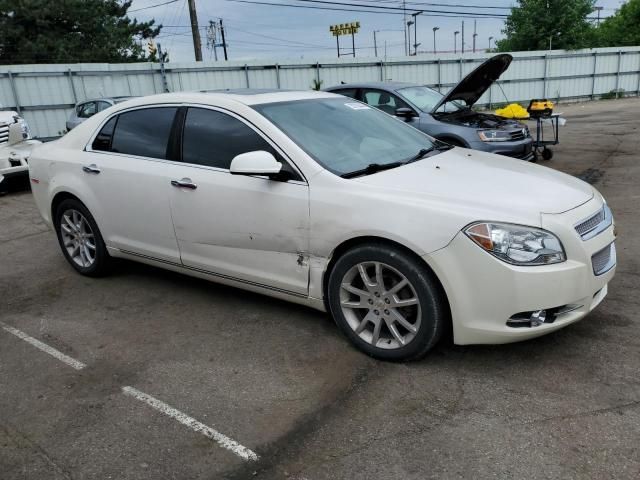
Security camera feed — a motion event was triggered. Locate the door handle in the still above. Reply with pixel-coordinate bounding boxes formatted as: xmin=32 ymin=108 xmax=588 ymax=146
xmin=171 ymin=178 xmax=198 ymax=190
xmin=82 ymin=164 xmax=101 ymax=174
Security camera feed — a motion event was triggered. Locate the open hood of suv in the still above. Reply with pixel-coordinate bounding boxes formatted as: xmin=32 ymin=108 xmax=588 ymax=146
xmin=431 ymin=54 xmax=512 ymax=113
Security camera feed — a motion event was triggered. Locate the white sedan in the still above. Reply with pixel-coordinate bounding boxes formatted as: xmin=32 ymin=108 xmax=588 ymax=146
xmin=28 ymin=91 xmax=616 ymax=360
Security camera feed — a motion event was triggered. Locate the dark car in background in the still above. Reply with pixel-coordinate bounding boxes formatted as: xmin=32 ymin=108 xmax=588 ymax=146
xmin=325 ymin=54 xmax=534 ymax=161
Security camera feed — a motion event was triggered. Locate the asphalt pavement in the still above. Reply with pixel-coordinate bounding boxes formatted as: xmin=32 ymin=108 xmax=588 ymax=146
xmin=1 ymin=98 xmax=639 ymax=479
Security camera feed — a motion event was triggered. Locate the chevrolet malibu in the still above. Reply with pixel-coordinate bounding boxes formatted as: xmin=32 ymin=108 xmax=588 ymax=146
xmin=28 ymin=91 xmax=616 ymax=360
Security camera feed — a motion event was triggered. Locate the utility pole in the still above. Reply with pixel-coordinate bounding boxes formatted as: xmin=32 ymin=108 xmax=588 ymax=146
xmin=454 ymin=30 xmax=459 ymax=54
xmin=407 ymin=19 xmax=414 ymax=56
xmin=206 ymin=20 xmax=218 ymax=61
xmin=187 ymin=0 xmax=203 ymax=61
xmin=488 ymin=36 xmax=493 ymax=51
xmin=433 ymin=26 xmax=439 ymax=54
xmin=220 ymin=18 xmax=228 ymax=60
xmin=373 ymin=30 xmax=378 ymax=57
xmin=411 ymin=11 xmax=422 ymax=56
xmin=461 ymin=21 xmax=465 ymax=54
xmin=472 ymin=20 xmax=477 ymax=53
xmin=594 ymin=6 xmax=603 ymax=26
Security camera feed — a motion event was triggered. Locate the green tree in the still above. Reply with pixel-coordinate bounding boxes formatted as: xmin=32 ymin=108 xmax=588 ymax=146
xmin=496 ymin=0 xmax=596 ymax=52
xmin=595 ymin=0 xmax=640 ymax=47
xmin=0 ymin=0 xmax=162 ymax=64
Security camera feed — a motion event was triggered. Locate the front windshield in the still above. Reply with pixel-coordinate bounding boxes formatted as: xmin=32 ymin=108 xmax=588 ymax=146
xmin=254 ymin=98 xmax=436 ymax=177
xmin=397 ymin=86 xmax=465 ymax=113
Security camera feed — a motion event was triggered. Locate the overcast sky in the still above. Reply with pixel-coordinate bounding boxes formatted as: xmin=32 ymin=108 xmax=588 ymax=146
xmin=128 ymin=0 xmax=627 ymax=62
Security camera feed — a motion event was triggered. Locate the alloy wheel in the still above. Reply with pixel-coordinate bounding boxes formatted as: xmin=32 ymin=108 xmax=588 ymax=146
xmin=339 ymin=261 xmax=421 ymax=349
xmin=60 ymin=209 xmax=97 ymax=268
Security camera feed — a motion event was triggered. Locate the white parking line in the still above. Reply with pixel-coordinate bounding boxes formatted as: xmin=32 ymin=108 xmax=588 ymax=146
xmin=122 ymin=386 xmax=259 ymax=461
xmin=0 ymin=321 xmax=86 ymax=370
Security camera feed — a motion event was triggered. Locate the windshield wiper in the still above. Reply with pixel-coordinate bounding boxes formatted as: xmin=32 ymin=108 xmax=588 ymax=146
xmin=404 ymin=143 xmax=452 ymax=164
xmin=340 ymin=161 xmax=404 ymax=179
xmin=404 ymin=147 xmax=435 ymax=164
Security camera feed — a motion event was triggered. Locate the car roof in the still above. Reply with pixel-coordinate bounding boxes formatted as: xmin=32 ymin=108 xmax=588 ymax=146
xmin=325 ymin=81 xmax=422 ymax=91
xmin=98 ymin=90 xmax=339 ymax=109
xmin=76 ymin=96 xmax=134 ymax=105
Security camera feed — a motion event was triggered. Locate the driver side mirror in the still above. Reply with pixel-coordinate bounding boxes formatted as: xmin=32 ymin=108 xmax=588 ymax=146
xmin=230 ymin=150 xmax=285 ymax=180
xmin=395 ymin=107 xmax=417 ymax=121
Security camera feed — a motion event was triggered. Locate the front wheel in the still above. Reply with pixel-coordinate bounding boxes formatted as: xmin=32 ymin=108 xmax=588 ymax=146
xmin=328 ymin=244 xmax=447 ymax=361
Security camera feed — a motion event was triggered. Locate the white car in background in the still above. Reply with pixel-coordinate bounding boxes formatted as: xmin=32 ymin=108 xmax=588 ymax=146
xmin=66 ymin=97 xmax=133 ymax=131
xmin=0 ymin=110 xmax=39 ymax=192
xmin=28 ymin=91 xmax=616 ymax=360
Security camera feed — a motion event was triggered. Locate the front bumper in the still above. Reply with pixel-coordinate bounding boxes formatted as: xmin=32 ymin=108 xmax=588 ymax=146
xmin=424 ymin=196 xmax=616 ymax=345
xmin=467 ymin=138 xmax=534 ymax=161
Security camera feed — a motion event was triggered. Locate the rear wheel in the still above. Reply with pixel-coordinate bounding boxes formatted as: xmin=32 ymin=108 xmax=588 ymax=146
xmin=54 ymin=198 xmax=111 ymax=276
xmin=328 ymin=244 xmax=446 ymax=361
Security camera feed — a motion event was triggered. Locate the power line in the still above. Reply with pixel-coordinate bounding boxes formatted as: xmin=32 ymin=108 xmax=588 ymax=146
xmin=223 ymin=0 xmax=509 ymax=19
xmin=129 ymin=0 xmax=179 ymax=13
xmin=273 ymin=0 xmax=509 ymax=17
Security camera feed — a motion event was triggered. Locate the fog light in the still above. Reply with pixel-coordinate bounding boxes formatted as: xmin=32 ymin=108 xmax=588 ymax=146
xmin=530 ymin=310 xmax=546 ymax=327
xmin=507 ymin=309 xmax=549 ymax=328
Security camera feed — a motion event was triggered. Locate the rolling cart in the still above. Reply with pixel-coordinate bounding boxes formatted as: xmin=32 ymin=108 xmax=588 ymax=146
xmin=529 ymin=113 xmax=560 ymax=161
xmin=526 ymin=99 xmax=559 ymax=161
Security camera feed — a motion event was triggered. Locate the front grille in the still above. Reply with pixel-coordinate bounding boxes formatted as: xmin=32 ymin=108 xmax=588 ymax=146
xmin=0 ymin=123 xmax=8 ymax=144
xmin=509 ymin=128 xmax=528 ymax=141
xmin=592 ymin=242 xmax=616 ymax=275
xmin=576 ymin=208 xmax=605 ymax=236
xmin=575 ymin=205 xmax=612 ymax=240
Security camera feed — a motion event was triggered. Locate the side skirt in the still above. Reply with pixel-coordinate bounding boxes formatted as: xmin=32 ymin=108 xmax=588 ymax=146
xmin=107 ymin=247 xmax=327 ymax=312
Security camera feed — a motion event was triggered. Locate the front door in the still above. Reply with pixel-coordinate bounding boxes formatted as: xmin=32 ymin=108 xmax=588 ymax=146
xmin=168 ymin=107 xmax=310 ymax=295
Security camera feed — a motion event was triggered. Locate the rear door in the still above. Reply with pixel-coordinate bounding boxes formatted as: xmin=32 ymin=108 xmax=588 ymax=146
xmin=83 ymin=106 xmax=182 ymax=263
xmin=167 ymin=106 xmax=310 ymax=295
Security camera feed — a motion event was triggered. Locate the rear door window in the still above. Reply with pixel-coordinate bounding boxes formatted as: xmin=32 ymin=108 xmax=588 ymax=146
xmin=362 ymin=89 xmax=410 ymax=115
xmin=331 ymin=88 xmax=359 ymax=100
xmin=92 ymin=116 xmax=117 ymax=151
xmin=78 ymin=102 xmax=97 ymax=118
xmin=110 ymin=107 xmax=177 ymax=159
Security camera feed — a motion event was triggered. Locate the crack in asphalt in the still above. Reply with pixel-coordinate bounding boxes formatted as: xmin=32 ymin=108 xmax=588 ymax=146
xmin=219 ymin=359 xmax=378 ymax=480
xmin=0 ymin=420 xmax=75 ymax=480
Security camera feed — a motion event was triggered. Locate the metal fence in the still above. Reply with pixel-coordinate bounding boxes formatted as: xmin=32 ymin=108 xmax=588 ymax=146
xmin=1 ymin=46 xmax=639 ymax=139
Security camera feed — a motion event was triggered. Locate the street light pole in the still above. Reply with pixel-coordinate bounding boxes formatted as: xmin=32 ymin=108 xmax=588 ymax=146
xmin=454 ymin=31 xmax=459 ymax=54
xmin=433 ymin=26 xmax=439 ymax=54
xmin=373 ymin=30 xmax=378 ymax=57
xmin=472 ymin=20 xmax=477 ymax=53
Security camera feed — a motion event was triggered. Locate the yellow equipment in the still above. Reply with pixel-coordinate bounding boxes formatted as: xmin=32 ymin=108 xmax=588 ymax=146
xmin=527 ymin=99 xmax=554 ymax=118
xmin=495 ymin=103 xmax=530 ymax=119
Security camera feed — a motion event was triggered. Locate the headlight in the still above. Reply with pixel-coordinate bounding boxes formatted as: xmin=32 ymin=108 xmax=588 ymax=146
xmin=477 ymin=129 xmax=511 ymax=142
xmin=464 ymin=222 xmax=566 ymax=265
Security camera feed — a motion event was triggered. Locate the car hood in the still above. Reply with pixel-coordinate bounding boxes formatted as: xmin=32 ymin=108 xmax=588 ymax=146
xmin=431 ymin=54 xmax=512 ymax=113
xmin=354 ymin=148 xmax=593 ymax=221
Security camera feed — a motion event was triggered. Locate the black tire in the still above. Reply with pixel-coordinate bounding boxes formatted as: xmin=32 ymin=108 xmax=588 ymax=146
xmin=542 ymin=148 xmax=553 ymax=161
xmin=54 ymin=198 xmax=111 ymax=277
xmin=327 ymin=243 xmax=447 ymax=361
